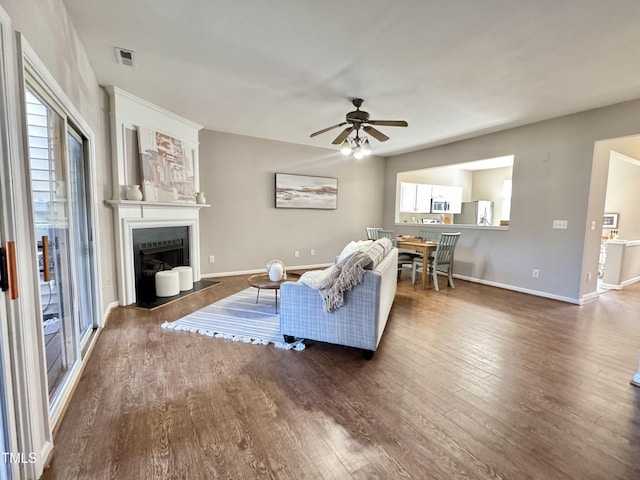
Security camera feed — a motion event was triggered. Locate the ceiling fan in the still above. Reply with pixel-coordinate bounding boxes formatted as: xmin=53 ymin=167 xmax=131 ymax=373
xmin=310 ymin=98 xmax=408 ymax=157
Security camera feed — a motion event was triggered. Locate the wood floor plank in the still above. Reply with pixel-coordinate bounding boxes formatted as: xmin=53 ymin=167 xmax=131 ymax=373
xmin=42 ymin=276 xmax=640 ymax=480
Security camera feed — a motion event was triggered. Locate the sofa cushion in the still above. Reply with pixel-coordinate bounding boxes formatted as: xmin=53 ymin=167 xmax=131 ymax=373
xmin=337 ymin=240 xmax=373 ymax=265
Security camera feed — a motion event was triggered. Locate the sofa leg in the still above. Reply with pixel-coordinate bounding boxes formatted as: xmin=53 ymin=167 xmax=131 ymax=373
xmin=362 ymin=349 xmax=375 ymax=360
xmin=283 ymin=335 xmax=295 ymax=343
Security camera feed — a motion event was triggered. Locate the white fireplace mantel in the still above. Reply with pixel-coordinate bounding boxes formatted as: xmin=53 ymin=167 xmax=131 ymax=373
xmin=107 ymin=200 xmax=209 ymax=305
xmin=105 ymin=87 xmax=206 ymax=306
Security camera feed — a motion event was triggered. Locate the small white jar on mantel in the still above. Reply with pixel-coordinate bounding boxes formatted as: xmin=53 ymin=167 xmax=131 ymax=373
xmin=196 ymin=192 xmax=207 ymax=204
xmin=125 ymin=184 xmax=143 ymax=201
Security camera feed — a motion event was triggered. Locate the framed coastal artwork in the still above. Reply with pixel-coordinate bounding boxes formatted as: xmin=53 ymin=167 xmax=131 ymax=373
xmin=137 ymin=126 xmax=196 ymax=202
xmin=603 ymin=213 xmax=618 ymax=229
xmin=275 ymin=173 xmax=338 ymax=209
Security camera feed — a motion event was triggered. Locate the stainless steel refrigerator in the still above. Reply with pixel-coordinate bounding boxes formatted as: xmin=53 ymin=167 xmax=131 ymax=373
xmin=454 ymin=201 xmax=494 ymax=225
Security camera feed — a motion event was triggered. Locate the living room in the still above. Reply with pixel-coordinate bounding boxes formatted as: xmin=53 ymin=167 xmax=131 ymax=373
xmin=1 ymin=1 xmax=640 ymax=479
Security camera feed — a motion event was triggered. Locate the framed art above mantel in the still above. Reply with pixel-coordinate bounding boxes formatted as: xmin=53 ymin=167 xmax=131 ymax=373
xmin=275 ymin=173 xmax=338 ymax=209
xmin=603 ymin=213 xmax=619 ymax=229
xmin=138 ymin=126 xmax=197 ymax=202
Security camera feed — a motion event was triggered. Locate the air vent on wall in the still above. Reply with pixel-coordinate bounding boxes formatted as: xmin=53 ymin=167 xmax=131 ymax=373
xmin=115 ymin=47 xmax=135 ymax=67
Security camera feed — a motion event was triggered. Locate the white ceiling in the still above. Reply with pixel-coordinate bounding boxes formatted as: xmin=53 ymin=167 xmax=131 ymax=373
xmin=62 ymin=0 xmax=640 ymax=156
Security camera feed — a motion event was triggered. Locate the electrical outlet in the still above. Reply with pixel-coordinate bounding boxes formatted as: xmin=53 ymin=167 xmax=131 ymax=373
xmin=209 ymin=255 xmax=215 ymax=263
xmin=532 ymin=269 xmax=540 ymax=278
xmin=294 ymin=250 xmax=299 ymax=258
xmin=310 ymin=249 xmax=315 ymax=256
xmin=591 ymin=220 xmax=596 ymax=230
xmin=105 ymin=278 xmax=110 ymax=287
xmin=552 ymin=220 xmax=568 ymax=229
xmin=587 ymin=272 xmax=592 ymax=282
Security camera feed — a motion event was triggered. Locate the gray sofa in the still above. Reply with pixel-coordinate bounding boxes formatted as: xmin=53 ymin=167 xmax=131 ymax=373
xmin=280 ymin=243 xmax=398 ymax=359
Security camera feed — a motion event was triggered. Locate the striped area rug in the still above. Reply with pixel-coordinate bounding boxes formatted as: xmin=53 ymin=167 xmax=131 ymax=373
xmin=161 ymin=287 xmax=305 ymax=351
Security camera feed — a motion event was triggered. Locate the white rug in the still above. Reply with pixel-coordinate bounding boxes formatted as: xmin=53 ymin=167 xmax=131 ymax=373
xmin=161 ymin=287 xmax=305 ymax=350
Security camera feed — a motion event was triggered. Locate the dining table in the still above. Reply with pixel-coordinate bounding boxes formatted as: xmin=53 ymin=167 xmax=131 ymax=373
xmin=396 ymin=236 xmax=438 ymax=289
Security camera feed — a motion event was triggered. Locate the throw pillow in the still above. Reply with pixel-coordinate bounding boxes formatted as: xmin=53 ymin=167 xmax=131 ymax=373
xmin=336 ymin=240 xmax=373 ymax=264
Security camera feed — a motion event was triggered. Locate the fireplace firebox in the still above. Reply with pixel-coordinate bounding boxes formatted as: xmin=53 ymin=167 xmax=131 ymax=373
xmin=132 ymin=226 xmax=190 ymax=301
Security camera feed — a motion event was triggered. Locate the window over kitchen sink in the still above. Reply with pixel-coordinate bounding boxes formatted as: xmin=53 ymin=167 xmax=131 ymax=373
xmin=395 ymin=154 xmax=514 ymax=227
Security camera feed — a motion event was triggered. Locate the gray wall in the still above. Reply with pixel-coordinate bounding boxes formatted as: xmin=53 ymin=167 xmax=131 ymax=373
xmin=198 ymin=130 xmax=385 ymax=275
xmin=385 ymin=100 xmax=640 ymax=303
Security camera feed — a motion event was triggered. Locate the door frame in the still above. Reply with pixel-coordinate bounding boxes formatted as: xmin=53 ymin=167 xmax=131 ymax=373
xmin=0 ymin=8 xmax=51 ymax=478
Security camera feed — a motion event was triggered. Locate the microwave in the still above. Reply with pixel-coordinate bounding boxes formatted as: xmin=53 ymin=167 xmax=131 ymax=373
xmin=431 ymin=199 xmax=450 ymax=213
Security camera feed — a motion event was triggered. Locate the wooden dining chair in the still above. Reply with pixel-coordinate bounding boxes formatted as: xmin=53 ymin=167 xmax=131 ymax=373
xmin=377 ymin=229 xmax=417 ymax=279
xmin=410 ymin=230 xmax=440 ymax=276
xmin=411 ymin=232 xmax=461 ymax=290
xmin=418 ymin=230 xmax=440 ymax=242
xmin=366 ymin=227 xmax=383 ymax=240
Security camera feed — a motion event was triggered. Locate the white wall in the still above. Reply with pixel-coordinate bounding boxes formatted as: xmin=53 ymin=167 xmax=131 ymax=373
xmin=198 ymin=130 xmax=385 ymax=275
xmin=472 ymin=166 xmax=513 ymax=224
xmin=385 ymin=100 xmax=640 ymax=303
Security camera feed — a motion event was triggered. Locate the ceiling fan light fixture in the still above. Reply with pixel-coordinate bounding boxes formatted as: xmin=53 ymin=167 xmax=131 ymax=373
xmin=340 ymin=139 xmax=352 ymax=155
xmin=353 ymin=145 xmax=364 ymax=160
xmin=310 ymin=98 xmax=407 ymax=156
xmin=361 ymin=138 xmax=372 ymax=156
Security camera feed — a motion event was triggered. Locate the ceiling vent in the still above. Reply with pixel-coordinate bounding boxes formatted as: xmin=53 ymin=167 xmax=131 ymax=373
xmin=115 ymin=47 xmax=135 ymax=67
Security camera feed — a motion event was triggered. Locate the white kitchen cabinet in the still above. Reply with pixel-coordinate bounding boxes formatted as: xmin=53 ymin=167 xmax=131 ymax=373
xmin=400 ymin=182 xmax=432 ymax=213
xmin=431 ymin=185 xmax=462 ymax=213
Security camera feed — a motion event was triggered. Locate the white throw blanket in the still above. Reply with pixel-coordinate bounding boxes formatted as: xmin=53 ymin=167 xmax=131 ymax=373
xmin=299 ymin=237 xmax=393 ymax=312
xmin=300 ymin=251 xmax=372 ymax=312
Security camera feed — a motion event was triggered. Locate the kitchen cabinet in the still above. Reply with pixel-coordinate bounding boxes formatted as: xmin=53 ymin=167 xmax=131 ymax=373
xmin=400 ymin=182 xmax=432 ymax=213
xmin=431 ymin=185 xmax=462 ymax=214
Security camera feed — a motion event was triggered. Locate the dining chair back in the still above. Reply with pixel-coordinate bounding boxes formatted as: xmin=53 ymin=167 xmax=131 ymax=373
xmin=378 ymin=230 xmax=417 ymax=279
xmin=366 ymin=227 xmax=383 ymax=240
xmin=411 ymin=232 xmax=461 ymax=290
xmin=430 ymin=232 xmax=461 ymax=291
xmin=418 ymin=230 xmax=440 ymax=242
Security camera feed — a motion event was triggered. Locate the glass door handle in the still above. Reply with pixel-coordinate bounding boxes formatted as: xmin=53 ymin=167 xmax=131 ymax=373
xmin=41 ymin=235 xmax=50 ymax=282
xmin=1 ymin=242 xmax=18 ymax=299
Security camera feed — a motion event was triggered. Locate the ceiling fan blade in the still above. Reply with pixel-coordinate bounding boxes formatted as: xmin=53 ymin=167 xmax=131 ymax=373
xmin=332 ymin=127 xmax=354 ymax=144
xmin=363 ymin=125 xmax=390 ymax=142
xmin=310 ymin=122 xmax=347 ymax=138
xmin=367 ymin=120 xmax=408 ymax=127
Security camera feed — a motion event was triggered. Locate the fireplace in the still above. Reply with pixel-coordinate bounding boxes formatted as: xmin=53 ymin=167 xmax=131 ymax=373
xmin=132 ymin=226 xmax=190 ymax=301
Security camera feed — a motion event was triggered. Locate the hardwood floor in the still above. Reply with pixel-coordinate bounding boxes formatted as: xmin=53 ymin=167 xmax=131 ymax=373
xmin=42 ymin=275 xmax=640 ymax=479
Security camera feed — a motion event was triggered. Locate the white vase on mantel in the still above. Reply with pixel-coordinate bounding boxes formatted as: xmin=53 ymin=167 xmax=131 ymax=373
xmin=196 ymin=192 xmax=207 ymax=204
xmin=125 ymin=184 xmax=143 ymax=201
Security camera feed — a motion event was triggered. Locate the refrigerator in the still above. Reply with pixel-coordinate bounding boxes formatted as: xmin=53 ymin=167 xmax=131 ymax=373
xmin=454 ymin=201 xmax=494 ymax=225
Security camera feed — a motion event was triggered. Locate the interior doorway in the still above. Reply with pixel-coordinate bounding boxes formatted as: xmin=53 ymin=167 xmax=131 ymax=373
xmin=587 ymin=135 xmax=640 ymax=298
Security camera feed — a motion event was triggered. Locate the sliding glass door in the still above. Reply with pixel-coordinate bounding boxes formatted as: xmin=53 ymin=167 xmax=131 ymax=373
xmin=24 ymin=84 xmax=96 ymax=402
xmin=67 ymin=128 xmax=95 ymax=343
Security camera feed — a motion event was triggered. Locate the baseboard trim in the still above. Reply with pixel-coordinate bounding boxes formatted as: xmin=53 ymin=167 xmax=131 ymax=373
xmin=600 ymin=275 xmax=640 ymax=292
xmin=204 ymin=268 xmax=587 ymax=304
xmin=453 ymin=274 xmax=582 ymax=305
xmin=580 ymin=290 xmax=600 ymax=304
xmin=102 ymin=300 xmax=120 ymax=327
xmin=201 ymin=263 xmax=333 ymax=278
